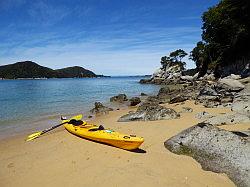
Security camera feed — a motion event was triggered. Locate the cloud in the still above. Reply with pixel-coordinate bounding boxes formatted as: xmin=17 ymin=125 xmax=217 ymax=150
xmin=27 ymin=1 xmax=71 ymax=26
xmin=0 ymin=25 xmax=198 ymax=75
xmin=0 ymin=0 xmax=202 ymax=75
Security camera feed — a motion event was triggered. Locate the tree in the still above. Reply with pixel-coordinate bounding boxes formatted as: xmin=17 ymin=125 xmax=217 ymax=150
xmin=160 ymin=49 xmax=187 ymax=71
xmin=170 ymin=49 xmax=188 ymax=62
xmin=191 ymin=0 xmax=250 ymax=76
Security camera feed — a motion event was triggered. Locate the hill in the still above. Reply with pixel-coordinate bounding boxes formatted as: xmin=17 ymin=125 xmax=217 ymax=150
xmin=56 ymin=66 xmax=96 ymax=78
xmin=0 ymin=61 xmax=99 ymax=79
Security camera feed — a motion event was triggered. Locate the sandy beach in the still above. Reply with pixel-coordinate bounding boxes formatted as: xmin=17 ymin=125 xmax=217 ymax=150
xmin=2 ymin=100 xmax=249 ymax=187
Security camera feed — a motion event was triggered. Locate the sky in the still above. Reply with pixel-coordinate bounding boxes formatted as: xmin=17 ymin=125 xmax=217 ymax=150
xmin=0 ymin=0 xmax=219 ymax=75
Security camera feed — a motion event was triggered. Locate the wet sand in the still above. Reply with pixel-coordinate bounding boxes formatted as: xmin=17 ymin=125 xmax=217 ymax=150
xmin=1 ymin=100 xmax=247 ymax=187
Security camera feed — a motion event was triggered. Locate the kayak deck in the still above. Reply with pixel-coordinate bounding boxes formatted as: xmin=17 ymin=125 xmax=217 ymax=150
xmin=64 ymin=123 xmax=144 ymax=150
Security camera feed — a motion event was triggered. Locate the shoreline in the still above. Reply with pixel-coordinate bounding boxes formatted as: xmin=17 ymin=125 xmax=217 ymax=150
xmin=1 ymin=100 xmax=248 ymax=186
xmin=0 ymin=76 xmax=159 ymax=140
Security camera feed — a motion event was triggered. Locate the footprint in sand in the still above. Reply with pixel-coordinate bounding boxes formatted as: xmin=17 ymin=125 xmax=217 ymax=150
xmin=7 ymin=162 xmax=14 ymax=168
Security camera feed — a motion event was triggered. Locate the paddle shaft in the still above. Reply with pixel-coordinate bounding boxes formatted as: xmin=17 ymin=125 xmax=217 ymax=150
xmin=41 ymin=121 xmax=69 ymax=135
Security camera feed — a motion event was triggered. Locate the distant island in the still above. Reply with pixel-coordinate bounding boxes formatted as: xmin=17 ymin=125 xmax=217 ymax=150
xmin=0 ymin=61 xmax=106 ymax=79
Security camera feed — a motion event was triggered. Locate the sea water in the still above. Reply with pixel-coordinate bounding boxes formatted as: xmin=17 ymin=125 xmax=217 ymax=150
xmin=0 ymin=77 xmax=159 ymax=139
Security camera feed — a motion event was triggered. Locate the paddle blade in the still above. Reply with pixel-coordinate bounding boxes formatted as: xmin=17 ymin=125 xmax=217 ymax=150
xmin=26 ymin=114 xmax=83 ymax=141
xmin=26 ymin=131 xmax=43 ymax=141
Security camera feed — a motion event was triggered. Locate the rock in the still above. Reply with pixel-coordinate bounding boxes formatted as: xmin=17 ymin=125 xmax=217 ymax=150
xmin=140 ymin=92 xmax=147 ymax=96
xmin=180 ymin=107 xmax=193 ymax=113
xmin=224 ymin=74 xmax=241 ymax=80
xmin=232 ymin=100 xmax=250 ymax=117
xmin=180 ymin=75 xmax=194 ymax=81
xmin=90 ymin=102 xmax=113 ymax=115
xmin=129 ymin=97 xmax=141 ymax=106
xmin=202 ymin=73 xmax=216 ymax=81
xmin=110 ymin=94 xmax=128 ymax=103
xmin=151 ymin=78 xmax=165 ymax=85
xmin=217 ymin=78 xmax=245 ymax=92
xmin=202 ymin=100 xmax=221 ymax=108
xmin=118 ymin=102 xmax=180 ymax=122
xmin=157 ymin=87 xmax=170 ymax=98
xmin=152 ymin=68 xmax=166 ymax=79
xmin=239 ymin=77 xmax=250 ymax=84
xmin=145 ymin=96 xmax=162 ymax=104
xmin=172 ymin=72 xmax=182 ymax=79
xmin=156 ymin=87 xmax=171 ymax=103
xmin=139 ymin=79 xmax=152 ymax=84
xmin=199 ymin=86 xmax=219 ymax=96
xmin=169 ymin=95 xmax=187 ymax=104
xmin=204 ymin=113 xmax=250 ymax=125
xmin=193 ymin=72 xmax=199 ymax=79
xmin=164 ymin=123 xmax=250 ymax=187
xmin=196 ymin=85 xmax=222 ymax=108
xmin=195 ymin=111 xmax=214 ymax=120
xmin=220 ymin=96 xmax=233 ymax=104
xmin=231 ymin=82 xmax=250 ymax=117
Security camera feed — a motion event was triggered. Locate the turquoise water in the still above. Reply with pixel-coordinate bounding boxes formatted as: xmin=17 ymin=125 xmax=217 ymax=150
xmin=0 ymin=77 xmax=159 ymax=139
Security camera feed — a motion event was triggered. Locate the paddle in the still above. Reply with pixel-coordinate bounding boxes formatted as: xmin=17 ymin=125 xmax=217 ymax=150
xmin=26 ymin=114 xmax=83 ymax=141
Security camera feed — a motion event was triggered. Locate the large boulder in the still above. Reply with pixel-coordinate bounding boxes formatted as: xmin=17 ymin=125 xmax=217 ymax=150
xmin=110 ymin=94 xmax=128 ymax=103
xmin=217 ymin=78 xmax=245 ymax=92
xmin=90 ymin=102 xmax=113 ymax=115
xmin=129 ymin=97 xmax=141 ymax=106
xmin=118 ymin=102 xmax=180 ymax=122
xmin=231 ymin=82 xmax=250 ymax=117
xmin=164 ymin=123 xmax=250 ymax=187
xmin=204 ymin=113 xmax=250 ymax=125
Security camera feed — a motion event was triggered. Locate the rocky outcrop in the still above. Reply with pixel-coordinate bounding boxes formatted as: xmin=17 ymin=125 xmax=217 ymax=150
xmin=118 ymin=102 xmax=180 ymax=122
xmin=129 ymin=97 xmax=141 ymax=106
xmin=139 ymin=61 xmax=186 ymax=85
xmin=110 ymin=94 xmax=128 ymax=103
xmin=164 ymin=123 xmax=250 ymax=187
xmin=90 ymin=102 xmax=113 ymax=115
xmin=217 ymin=78 xmax=245 ymax=92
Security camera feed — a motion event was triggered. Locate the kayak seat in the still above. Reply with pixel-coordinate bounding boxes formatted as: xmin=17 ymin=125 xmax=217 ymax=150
xmin=88 ymin=125 xmax=105 ymax=131
xmin=70 ymin=120 xmax=84 ymax=126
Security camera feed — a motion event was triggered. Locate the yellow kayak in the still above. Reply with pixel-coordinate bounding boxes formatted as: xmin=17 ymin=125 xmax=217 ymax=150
xmin=64 ymin=122 xmax=144 ymax=150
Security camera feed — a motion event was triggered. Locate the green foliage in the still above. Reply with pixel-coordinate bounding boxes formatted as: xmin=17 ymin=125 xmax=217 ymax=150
xmin=191 ymin=0 xmax=250 ymax=75
xmin=190 ymin=41 xmax=206 ymax=68
xmin=56 ymin=66 xmax=96 ymax=78
xmin=160 ymin=49 xmax=187 ymax=70
xmin=169 ymin=49 xmax=188 ymax=62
